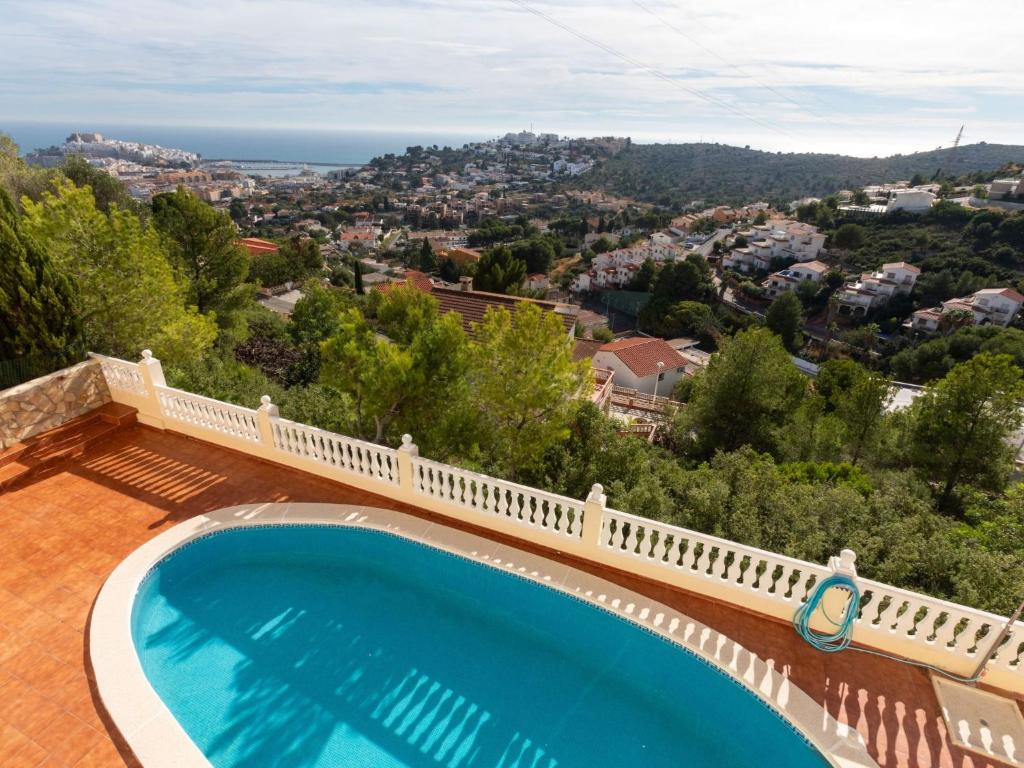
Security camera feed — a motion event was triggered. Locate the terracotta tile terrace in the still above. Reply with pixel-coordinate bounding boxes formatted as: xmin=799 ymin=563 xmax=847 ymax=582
xmin=1 ymin=421 xmax=1022 ymax=767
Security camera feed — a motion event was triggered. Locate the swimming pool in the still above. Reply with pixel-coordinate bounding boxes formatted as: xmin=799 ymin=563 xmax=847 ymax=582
xmin=131 ymin=524 xmax=831 ymax=768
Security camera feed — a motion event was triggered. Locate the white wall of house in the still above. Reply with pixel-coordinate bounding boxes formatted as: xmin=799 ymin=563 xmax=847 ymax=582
xmin=592 ymin=352 xmax=686 ymax=396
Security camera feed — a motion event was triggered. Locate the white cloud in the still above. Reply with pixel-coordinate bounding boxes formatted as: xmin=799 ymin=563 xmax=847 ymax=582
xmin=0 ymin=0 xmax=1021 ymax=155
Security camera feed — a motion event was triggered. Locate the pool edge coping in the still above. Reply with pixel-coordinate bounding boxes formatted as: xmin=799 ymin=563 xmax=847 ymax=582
xmin=89 ymin=502 xmax=879 ymax=768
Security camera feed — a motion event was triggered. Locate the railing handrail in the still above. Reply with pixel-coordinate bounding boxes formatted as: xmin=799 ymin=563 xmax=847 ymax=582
xmin=857 ymin=573 xmax=1022 ymax=627
xmin=155 ymin=384 xmax=259 ymax=418
xmin=270 ymin=413 xmax=399 ymax=459
xmin=410 ymin=453 xmax=584 ymax=511
xmin=603 ymin=506 xmax=832 ymax=575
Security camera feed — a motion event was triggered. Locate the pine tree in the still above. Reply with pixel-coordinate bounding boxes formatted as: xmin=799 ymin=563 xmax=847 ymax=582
xmin=0 ymin=189 xmax=82 ymax=362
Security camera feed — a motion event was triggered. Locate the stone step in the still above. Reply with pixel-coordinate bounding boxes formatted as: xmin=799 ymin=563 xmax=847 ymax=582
xmin=0 ymin=403 xmax=137 ymax=492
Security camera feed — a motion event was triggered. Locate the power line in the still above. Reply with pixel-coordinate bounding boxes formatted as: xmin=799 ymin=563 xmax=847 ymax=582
xmin=630 ymin=0 xmax=850 ymax=135
xmin=505 ymin=0 xmax=802 ymax=141
xmin=651 ymin=0 xmax=863 ymax=125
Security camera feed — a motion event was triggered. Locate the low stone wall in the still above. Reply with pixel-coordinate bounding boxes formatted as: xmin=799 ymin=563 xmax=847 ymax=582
xmin=0 ymin=360 xmax=111 ymax=449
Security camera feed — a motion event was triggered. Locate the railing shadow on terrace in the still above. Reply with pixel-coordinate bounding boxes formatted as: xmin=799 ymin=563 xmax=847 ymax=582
xmin=90 ymin=350 xmax=1024 ymax=695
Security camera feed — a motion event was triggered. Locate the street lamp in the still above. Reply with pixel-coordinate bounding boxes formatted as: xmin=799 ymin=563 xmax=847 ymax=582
xmin=653 ymin=361 xmax=665 ymax=399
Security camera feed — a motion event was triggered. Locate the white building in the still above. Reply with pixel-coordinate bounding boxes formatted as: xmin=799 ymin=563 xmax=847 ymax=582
xmin=571 ymin=241 xmax=683 ymax=292
xmin=836 ymin=262 xmax=920 ymax=316
xmin=762 ymin=260 xmax=830 ymax=299
xmin=989 ymin=178 xmax=1024 ymax=199
xmin=722 ymin=219 xmax=826 ymax=274
xmin=592 ymin=338 xmax=689 ymax=396
xmin=909 ymin=287 xmax=1024 ymax=333
xmin=887 ymin=189 xmax=936 ymax=213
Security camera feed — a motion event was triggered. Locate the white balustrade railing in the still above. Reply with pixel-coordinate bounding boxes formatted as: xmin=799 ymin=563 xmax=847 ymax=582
xmin=156 ymin=386 xmax=261 ymax=442
xmin=600 ymin=508 xmax=828 ymax=609
xmin=92 ymin=350 xmax=1024 ymax=693
xmin=271 ymin=417 xmax=398 ymax=484
xmin=410 ymin=454 xmax=584 ymax=540
xmin=89 ymin=353 xmax=146 ymax=395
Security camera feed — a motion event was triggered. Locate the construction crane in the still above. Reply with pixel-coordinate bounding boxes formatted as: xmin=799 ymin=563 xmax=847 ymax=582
xmin=933 ymin=125 xmax=965 ymax=181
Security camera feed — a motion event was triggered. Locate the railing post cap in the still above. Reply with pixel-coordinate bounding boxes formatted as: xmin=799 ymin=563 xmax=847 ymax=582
xmin=590 ymin=482 xmax=604 ymax=495
xmin=831 ymin=548 xmax=858 ymax=576
xmin=260 ymin=394 xmax=272 ymax=407
xmin=141 ymin=349 xmax=153 ymax=361
xmin=401 ymin=433 xmax=413 ymax=447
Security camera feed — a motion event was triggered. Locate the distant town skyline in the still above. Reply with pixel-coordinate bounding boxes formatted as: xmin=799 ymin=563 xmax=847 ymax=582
xmin=2 ymin=0 xmax=1022 ymax=158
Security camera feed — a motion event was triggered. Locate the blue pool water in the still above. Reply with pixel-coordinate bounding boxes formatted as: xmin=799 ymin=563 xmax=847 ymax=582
xmin=132 ymin=526 xmax=829 ymax=768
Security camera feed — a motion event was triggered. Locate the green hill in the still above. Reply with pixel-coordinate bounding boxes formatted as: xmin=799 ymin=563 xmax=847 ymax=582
xmin=577 ymin=142 xmax=1024 ymax=207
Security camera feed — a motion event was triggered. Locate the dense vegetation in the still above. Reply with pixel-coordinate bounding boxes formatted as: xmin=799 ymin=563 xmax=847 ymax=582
xmin=579 ymin=142 xmax=1024 ymax=207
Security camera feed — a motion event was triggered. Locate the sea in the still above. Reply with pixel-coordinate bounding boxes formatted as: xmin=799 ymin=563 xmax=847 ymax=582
xmin=1 ymin=121 xmax=492 ymax=169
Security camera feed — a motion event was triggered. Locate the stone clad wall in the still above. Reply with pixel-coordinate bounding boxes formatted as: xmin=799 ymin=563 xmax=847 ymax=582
xmin=0 ymin=360 xmax=111 ymax=449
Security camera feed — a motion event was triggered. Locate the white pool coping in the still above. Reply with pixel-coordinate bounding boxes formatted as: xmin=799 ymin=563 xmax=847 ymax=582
xmin=89 ymin=502 xmax=879 ymax=768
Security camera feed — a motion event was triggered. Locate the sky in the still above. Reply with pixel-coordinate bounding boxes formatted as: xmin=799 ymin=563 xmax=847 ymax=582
xmin=2 ymin=0 xmax=1022 ymax=157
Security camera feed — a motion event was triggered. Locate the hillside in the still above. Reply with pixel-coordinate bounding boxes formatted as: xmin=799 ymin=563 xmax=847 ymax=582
xmin=577 ymin=142 xmax=1024 ymax=207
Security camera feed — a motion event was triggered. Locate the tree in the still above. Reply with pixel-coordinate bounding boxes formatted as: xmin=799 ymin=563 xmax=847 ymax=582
xmin=684 ymin=327 xmax=807 ymax=456
xmin=765 ymin=291 xmax=804 ymax=351
xmin=510 ymin=237 xmax=556 ymax=274
xmin=651 ymin=257 xmax=714 ymax=304
xmin=909 ymin=354 xmax=1024 ymax=511
xmin=473 ymin=245 xmax=527 ymax=294
xmin=833 ymin=369 xmax=893 ymax=466
xmin=60 ymin=156 xmax=139 ymax=215
xmin=319 ymin=294 xmax=468 ymax=448
xmin=468 ymin=303 xmax=589 ymax=479
xmin=151 ymin=187 xmax=251 ymax=328
xmin=418 ymin=237 xmax=437 ymax=273
xmin=832 ymin=223 xmax=865 ymax=250
xmin=289 ymin=281 xmax=346 ymax=345
xmin=628 ymin=258 xmax=656 ymax=291
xmin=281 ymin=236 xmax=322 ymax=277
xmin=0 ymin=133 xmax=50 ymax=206
xmin=21 ymin=180 xmax=215 ymax=364
xmin=0 ymin=188 xmax=82 ymax=362
xmin=353 ymin=259 xmax=364 ymax=295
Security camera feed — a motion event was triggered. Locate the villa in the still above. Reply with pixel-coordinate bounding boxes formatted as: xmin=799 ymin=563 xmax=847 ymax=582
xmin=762 ymin=260 xmax=830 ymax=299
xmin=1 ymin=352 xmax=1023 ymax=768
xmin=723 ymin=219 xmax=826 ymax=274
xmin=910 ymin=287 xmax=1024 ymax=333
xmin=836 ymin=261 xmax=920 ymax=316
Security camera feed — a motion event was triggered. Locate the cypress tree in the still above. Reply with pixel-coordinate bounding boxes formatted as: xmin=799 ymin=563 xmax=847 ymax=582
xmin=353 ymin=259 xmax=364 ymax=295
xmin=0 ymin=189 xmax=82 ymax=363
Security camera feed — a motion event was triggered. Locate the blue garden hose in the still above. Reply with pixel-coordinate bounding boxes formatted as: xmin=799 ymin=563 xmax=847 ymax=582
xmin=794 ymin=572 xmax=983 ymax=682
xmin=793 ymin=573 xmax=860 ymax=653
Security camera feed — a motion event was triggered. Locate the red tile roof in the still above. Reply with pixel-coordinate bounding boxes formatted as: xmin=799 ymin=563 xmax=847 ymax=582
xmin=431 ymin=286 xmax=577 ymax=336
xmin=598 ymin=337 xmax=688 ymax=377
xmin=976 ymin=287 xmax=1024 ymax=302
xmin=375 ymin=270 xmax=434 ymax=294
xmin=237 ymin=237 xmax=279 ymax=256
xmin=572 ymin=338 xmax=604 ymax=363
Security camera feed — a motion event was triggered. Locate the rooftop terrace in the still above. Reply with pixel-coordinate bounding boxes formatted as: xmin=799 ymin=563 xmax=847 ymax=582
xmin=1 ymin=353 xmax=1023 ymax=767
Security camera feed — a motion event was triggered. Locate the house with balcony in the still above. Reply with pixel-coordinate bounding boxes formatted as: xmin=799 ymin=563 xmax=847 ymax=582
xmin=722 ymin=219 xmax=825 ymax=274
xmin=761 ymin=260 xmax=830 ymax=299
xmin=836 ymin=261 xmax=920 ymax=316
xmin=591 ymin=337 xmax=688 ymax=396
xmin=909 ymin=287 xmax=1024 ymax=333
